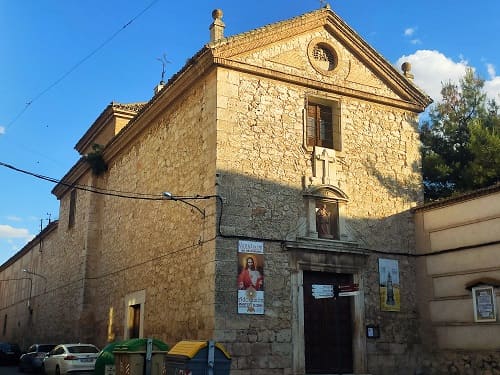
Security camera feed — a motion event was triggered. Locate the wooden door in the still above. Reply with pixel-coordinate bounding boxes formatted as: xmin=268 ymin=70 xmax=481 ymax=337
xmin=303 ymin=271 xmax=353 ymax=374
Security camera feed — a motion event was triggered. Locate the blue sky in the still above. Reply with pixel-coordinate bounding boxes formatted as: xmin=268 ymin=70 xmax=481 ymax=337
xmin=1 ymin=0 xmax=499 ymax=265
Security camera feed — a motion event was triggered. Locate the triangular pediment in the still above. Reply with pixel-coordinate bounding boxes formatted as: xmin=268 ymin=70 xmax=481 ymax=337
xmin=209 ymin=7 xmax=431 ymax=111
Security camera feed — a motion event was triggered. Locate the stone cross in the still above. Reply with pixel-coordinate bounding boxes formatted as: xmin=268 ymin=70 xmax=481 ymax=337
xmin=314 ymin=146 xmax=336 ymax=185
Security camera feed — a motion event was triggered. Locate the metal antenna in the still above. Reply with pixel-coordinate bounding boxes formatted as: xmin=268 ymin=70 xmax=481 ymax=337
xmin=156 ymin=53 xmax=171 ymax=84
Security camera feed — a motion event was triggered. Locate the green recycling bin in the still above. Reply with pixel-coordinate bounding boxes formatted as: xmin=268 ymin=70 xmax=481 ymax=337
xmin=113 ymin=338 xmax=169 ymax=375
xmin=165 ymin=340 xmax=231 ymax=375
xmin=94 ymin=341 xmax=121 ymax=375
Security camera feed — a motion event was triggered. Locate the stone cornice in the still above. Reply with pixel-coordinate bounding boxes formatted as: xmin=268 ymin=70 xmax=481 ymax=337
xmin=211 ymin=9 xmax=328 ymax=59
xmin=285 ymin=237 xmax=369 ymax=256
xmin=75 ymin=103 xmax=145 ymax=155
xmin=213 ymin=57 xmax=426 ymax=112
xmin=211 ymin=8 xmax=431 ymax=110
xmin=322 ymin=14 xmax=431 ymax=109
xmin=51 ymin=158 xmax=88 ymax=199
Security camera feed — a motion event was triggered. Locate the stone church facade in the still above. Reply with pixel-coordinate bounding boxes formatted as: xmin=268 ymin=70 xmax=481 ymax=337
xmin=0 ymin=6 xmax=432 ymax=374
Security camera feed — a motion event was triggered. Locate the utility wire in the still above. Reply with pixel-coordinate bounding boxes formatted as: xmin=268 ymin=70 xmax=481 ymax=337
xmin=5 ymin=0 xmax=160 ymax=130
xmin=0 ymin=160 xmax=213 ymax=202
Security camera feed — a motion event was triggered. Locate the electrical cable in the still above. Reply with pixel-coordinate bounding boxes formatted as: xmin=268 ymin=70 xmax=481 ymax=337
xmin=5 ymin=0 xmax=160 ymax=130
xmin=0 ymin=160 xmax=214 ymax=201
xmin=2 ymin=161 xmax=490 ymax=260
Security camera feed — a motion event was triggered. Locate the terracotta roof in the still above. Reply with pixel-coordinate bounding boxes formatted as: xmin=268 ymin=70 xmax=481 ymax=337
xmin=110 ymin=101 xmax=147 ymax=113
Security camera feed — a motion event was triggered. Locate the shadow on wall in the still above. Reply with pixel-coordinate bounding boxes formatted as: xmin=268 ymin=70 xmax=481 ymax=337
xmin=363 ymin=159 xmax=422 ymax=202
xmin=215 ymin=167 xmax=417 ymax=252
xmin=0 ymin=166 xmax=420 ymax=352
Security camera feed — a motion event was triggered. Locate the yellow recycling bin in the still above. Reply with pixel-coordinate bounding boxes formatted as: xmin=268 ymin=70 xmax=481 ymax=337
xmin=165 ymin=340 xmax=231 ymax=375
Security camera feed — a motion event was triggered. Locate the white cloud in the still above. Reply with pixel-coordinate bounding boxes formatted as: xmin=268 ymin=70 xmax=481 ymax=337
xmin=484 ymin=76 xmax=500 ymax=102
xmin=396 ymin=50 xmax=468 ymax=101
xmin=0 ymin=126 xmax=5 ymax=135
xmin=487 ymin=63 xmax=496 ymax=78
xmin=410 ymin=39 xmax=422 ymax=45
xmin=404 ymin=27 xmax=416 ymax=37
xmin=6 ymin=215 xmax=22 ymax=222
xmin=0 ymin=224 xmax=32 ymax=239
xmin=397 ymin=50 xmax=500 ymax=103
xmin=482 ymin=63 xmax=500 ymax=101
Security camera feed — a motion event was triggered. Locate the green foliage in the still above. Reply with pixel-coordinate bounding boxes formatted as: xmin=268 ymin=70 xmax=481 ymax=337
xmin=465 ymin=122 xmax=500 ymax=188
xmin=83 ymin=143 xmax=108 ymax=176
xmin=420 ymin=68 xmax=500 ymax=201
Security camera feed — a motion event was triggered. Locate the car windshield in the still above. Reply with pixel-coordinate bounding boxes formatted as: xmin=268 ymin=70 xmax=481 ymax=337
xmin=68 ymin=346 xmax=98 ymax=354
xmin=38 ymin=345 xmax=56 ymax=352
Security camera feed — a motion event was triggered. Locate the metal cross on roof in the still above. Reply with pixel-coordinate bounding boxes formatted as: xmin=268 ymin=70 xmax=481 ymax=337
xmin=319 ymin=0 xmax=331 ymax=8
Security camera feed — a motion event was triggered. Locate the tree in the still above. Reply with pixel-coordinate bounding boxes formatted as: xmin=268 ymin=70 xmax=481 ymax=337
xmin=420 ymin=68 xmax=500 ymax=201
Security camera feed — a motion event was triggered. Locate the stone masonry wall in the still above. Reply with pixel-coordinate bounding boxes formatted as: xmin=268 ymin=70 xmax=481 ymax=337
xmin=214 ymin=66 xmax=422 ymax=374
xmin=0 ymin=70 xmax=220 ymax=351
xmin=0 ymin=179 xmax=97 ymax=347
xmin=81 ymin=70 xmax=219 ymax=348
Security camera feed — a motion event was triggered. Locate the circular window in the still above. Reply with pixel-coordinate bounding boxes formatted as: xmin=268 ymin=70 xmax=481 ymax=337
xmin=308 ymin=38 xmax=338 ymax=75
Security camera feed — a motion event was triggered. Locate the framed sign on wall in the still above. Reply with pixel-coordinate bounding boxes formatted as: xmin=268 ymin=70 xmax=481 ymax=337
xmin=237 ymin=240 xmax=265 ymax=315
xmin=472 ymin=285 xmax=497 ymax=322
xmin=378 ymin=258 xmax=400 ymax=312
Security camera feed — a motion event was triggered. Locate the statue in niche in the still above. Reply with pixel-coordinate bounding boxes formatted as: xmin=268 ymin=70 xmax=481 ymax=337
xmin=316 ymin=204 xmax=332 ymax=238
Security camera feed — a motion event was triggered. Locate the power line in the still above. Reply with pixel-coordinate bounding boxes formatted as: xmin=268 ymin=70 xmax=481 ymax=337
xmin=0 ymin=160 xmax=214 ymax=202
xmin=5 ymin=0 xmax=160 ymax=130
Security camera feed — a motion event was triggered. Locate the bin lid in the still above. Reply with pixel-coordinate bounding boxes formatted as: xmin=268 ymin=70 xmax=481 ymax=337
xmin=97 ymin=342 xmax=120 ymax=363
xmin=94 ymin=342 xmax=121 ymax=375
xmin=168 ymin=341 xmax=230 ymax=359
xmin=113 ymin=338 xmax=169 ymax=353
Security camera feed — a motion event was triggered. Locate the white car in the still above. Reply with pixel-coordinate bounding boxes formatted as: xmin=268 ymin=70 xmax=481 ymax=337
xmin=42 ymin=343 xmax=99 ymax=375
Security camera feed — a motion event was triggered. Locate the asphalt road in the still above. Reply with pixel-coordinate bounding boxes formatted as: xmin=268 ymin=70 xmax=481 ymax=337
xmin=0 ymin=365 xmax=22 ymax=375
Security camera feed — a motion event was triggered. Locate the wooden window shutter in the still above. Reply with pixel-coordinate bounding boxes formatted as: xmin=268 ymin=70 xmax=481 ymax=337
xmin=306 ymin=103 xmax=317 ymax=147
xmin=332 ymin=101 xmax=342 ymax=151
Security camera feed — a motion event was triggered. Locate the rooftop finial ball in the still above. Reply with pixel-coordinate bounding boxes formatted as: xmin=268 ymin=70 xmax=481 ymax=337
xmin=212 ymin=9 xmax=223 ymax=20
xmin=401 ymin=62 xmax=411 ymax=72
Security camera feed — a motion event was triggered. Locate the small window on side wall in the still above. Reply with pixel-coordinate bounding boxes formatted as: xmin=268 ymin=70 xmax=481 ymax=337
xmin=128 ymin=304 xmax=141 ymax=338
xmin=124 ymin=290 xmax=145 ymax=339
xmin=305 ymin=99 xmax=341 ymax=151
xmin=68 ymin=189 xmax=76 ymax=229
xmin=315 ymin=200 xmax=339 ymax=240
